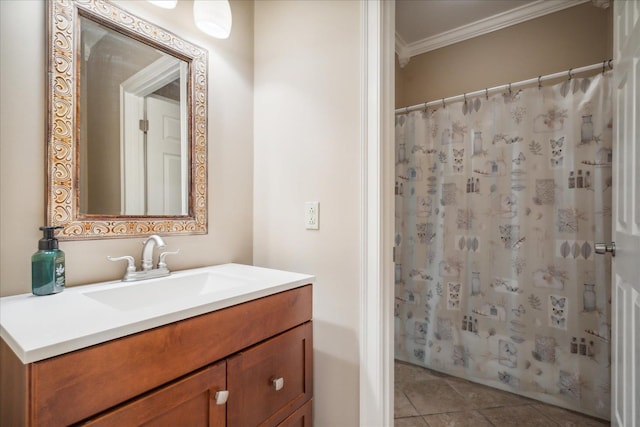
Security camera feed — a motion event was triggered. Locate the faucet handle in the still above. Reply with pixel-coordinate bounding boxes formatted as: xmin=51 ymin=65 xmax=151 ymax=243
xmin=107 ymin=255 xmax=136 ymax=275
xmin=158 ymin=250 xmax=180 ymax=269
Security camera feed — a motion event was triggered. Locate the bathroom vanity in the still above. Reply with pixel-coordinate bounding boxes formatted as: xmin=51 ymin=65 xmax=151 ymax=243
xmin=0 ymin=264 xmax=314 ymax=426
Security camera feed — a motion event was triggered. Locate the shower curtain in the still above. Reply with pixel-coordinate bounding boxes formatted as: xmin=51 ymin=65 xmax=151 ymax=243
xmin=394 ymin=73 xmax=612 ymax=419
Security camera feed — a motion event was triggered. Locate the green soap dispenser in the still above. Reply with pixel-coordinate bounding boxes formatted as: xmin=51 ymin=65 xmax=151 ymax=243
xmin=32 ymin=226 xmax=65 ymax=296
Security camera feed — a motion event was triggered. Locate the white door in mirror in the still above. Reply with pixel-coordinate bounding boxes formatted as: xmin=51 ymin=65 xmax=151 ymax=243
xmin=146 ymin=96 xmax=183 ymax=215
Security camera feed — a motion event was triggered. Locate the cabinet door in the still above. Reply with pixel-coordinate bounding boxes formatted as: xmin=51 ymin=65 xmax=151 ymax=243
xmin=227 ymin=322 xmax=313 ymax=427
xmin=84 ymin=361 xmax=227 ymax=427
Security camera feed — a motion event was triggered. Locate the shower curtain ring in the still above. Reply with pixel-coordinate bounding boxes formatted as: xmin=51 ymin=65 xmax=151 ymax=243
xmin=508 ymin=83 xmax=512 ymax=95
xmin=485 ymin=88 xmax=489 ymax=100
xmin=538 ymin=76 xmax=542 ymax=90
xmin=424 ymin=102 xmax=428 ymax=111
xmin=442 ymin=98 xmax=446 ymax=109
xmin=463 ymin=93 xmax=467 ymax=104
xmin=405 ymin=107 xmax=409 ymax=114
xmin=568 ymin=68 xmax=573 ymax=80
xmin=602 ymin=60 xmax=606 ymax=74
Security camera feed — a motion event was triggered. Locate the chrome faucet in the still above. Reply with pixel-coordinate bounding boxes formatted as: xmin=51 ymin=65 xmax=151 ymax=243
xmin=141 ymin=235 xmax=166 ymax=271
xmin=108 ymin=234 xmax=179 ymax=282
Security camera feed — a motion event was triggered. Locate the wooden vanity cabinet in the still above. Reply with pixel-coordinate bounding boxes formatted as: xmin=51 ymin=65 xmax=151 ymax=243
xmin=0 ymin=285 xmax=313 ymax=427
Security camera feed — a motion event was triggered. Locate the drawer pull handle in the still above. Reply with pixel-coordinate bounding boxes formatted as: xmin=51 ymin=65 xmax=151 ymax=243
xmin=272 ymin=377 xmax=284 ymax=391
xmin=214 ymin=390 xmax=229 ymax=405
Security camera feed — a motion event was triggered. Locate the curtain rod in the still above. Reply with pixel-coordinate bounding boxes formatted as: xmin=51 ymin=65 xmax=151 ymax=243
xmin=395 ymin=60 xmax=613 ymax=115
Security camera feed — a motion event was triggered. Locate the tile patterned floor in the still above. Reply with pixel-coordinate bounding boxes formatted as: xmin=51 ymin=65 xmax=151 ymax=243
xmin=395 ymin=360 xmax=610 ymax=427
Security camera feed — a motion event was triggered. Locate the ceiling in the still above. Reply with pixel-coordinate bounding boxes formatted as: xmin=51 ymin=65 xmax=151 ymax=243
xmin=395 ymin=0 xmax=592 ymax=67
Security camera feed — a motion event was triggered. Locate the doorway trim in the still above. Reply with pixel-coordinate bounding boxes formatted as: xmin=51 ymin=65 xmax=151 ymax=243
xmin=359 ymin=0 xmax=395 ymax=425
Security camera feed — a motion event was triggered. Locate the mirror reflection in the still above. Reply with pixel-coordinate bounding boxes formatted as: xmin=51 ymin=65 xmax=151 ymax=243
xmin=79 ymin=16 xmax=189 ymax=216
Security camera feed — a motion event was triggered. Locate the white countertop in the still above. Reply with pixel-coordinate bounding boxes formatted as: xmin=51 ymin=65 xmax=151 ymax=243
xmin=0 ymin=263 xmax=314 ymax=364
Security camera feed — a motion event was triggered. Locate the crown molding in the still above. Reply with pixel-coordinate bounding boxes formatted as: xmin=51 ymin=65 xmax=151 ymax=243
xmin=395 ymin=31 xmax=411 ymax=67
xmin=396 ymin=0 xmax=590 ymax=68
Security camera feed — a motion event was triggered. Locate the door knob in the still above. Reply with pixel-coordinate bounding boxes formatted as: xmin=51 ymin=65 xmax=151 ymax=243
xmin=594 ymin=242 xmax=615 ymax=256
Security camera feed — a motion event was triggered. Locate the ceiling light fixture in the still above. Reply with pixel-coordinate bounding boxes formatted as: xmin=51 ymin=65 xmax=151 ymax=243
xmin=193 ymin=0 xmax=232 ymax=39
xmin=147 ymin=0 xmax=178 ymax=9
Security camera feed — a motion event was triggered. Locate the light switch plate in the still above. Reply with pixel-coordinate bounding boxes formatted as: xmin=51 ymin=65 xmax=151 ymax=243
xmin=305 ymin=202 xmax=319 ymax=230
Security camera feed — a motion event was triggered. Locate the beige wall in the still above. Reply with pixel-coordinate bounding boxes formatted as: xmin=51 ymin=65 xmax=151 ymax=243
xmin=397 ymin=2 xmax=613 ymax=108
xmin=253 ymin=1 xmax=361 ymax=425
xmin=0 ymin=0 xmax=255 ymax=296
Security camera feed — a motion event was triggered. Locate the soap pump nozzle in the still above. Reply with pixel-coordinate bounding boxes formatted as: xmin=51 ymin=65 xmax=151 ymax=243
xmin=38 ymin=226 xmax=63 ymax=250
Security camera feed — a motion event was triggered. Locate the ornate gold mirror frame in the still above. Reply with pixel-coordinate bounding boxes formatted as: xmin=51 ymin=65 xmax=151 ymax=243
xmin=47 ymin=0 xmax=208 ymax=240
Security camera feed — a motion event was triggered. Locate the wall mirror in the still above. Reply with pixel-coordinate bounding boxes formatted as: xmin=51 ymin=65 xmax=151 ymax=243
xmin=47 ymin=0 xmax=208 ymax=240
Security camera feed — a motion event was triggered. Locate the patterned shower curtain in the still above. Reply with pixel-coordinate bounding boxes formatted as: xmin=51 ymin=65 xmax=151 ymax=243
xmin=394 ymin=73 xmax=612 ymax=419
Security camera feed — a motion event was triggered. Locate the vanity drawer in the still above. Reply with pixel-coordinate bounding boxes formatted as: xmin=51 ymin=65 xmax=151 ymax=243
xmin=27 ymin=285 xmax=312 ymax=426
xmin=227 ymin=322 xmax=313 ymax=427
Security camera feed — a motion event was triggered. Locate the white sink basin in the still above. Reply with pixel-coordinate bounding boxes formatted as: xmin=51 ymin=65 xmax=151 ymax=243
xmin=82 ymin=271 xmax=251 ymax=311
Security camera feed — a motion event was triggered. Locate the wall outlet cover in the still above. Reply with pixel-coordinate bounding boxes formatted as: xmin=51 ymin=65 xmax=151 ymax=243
xmin=305 ymin=202 xmax=319 ymax=230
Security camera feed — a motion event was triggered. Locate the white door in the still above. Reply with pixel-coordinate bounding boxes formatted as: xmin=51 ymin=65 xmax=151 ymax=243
xmin=611 ymin=1 xmax=639 ymax=426
xmin=146 ymin=95 xmax=183 ymax=216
